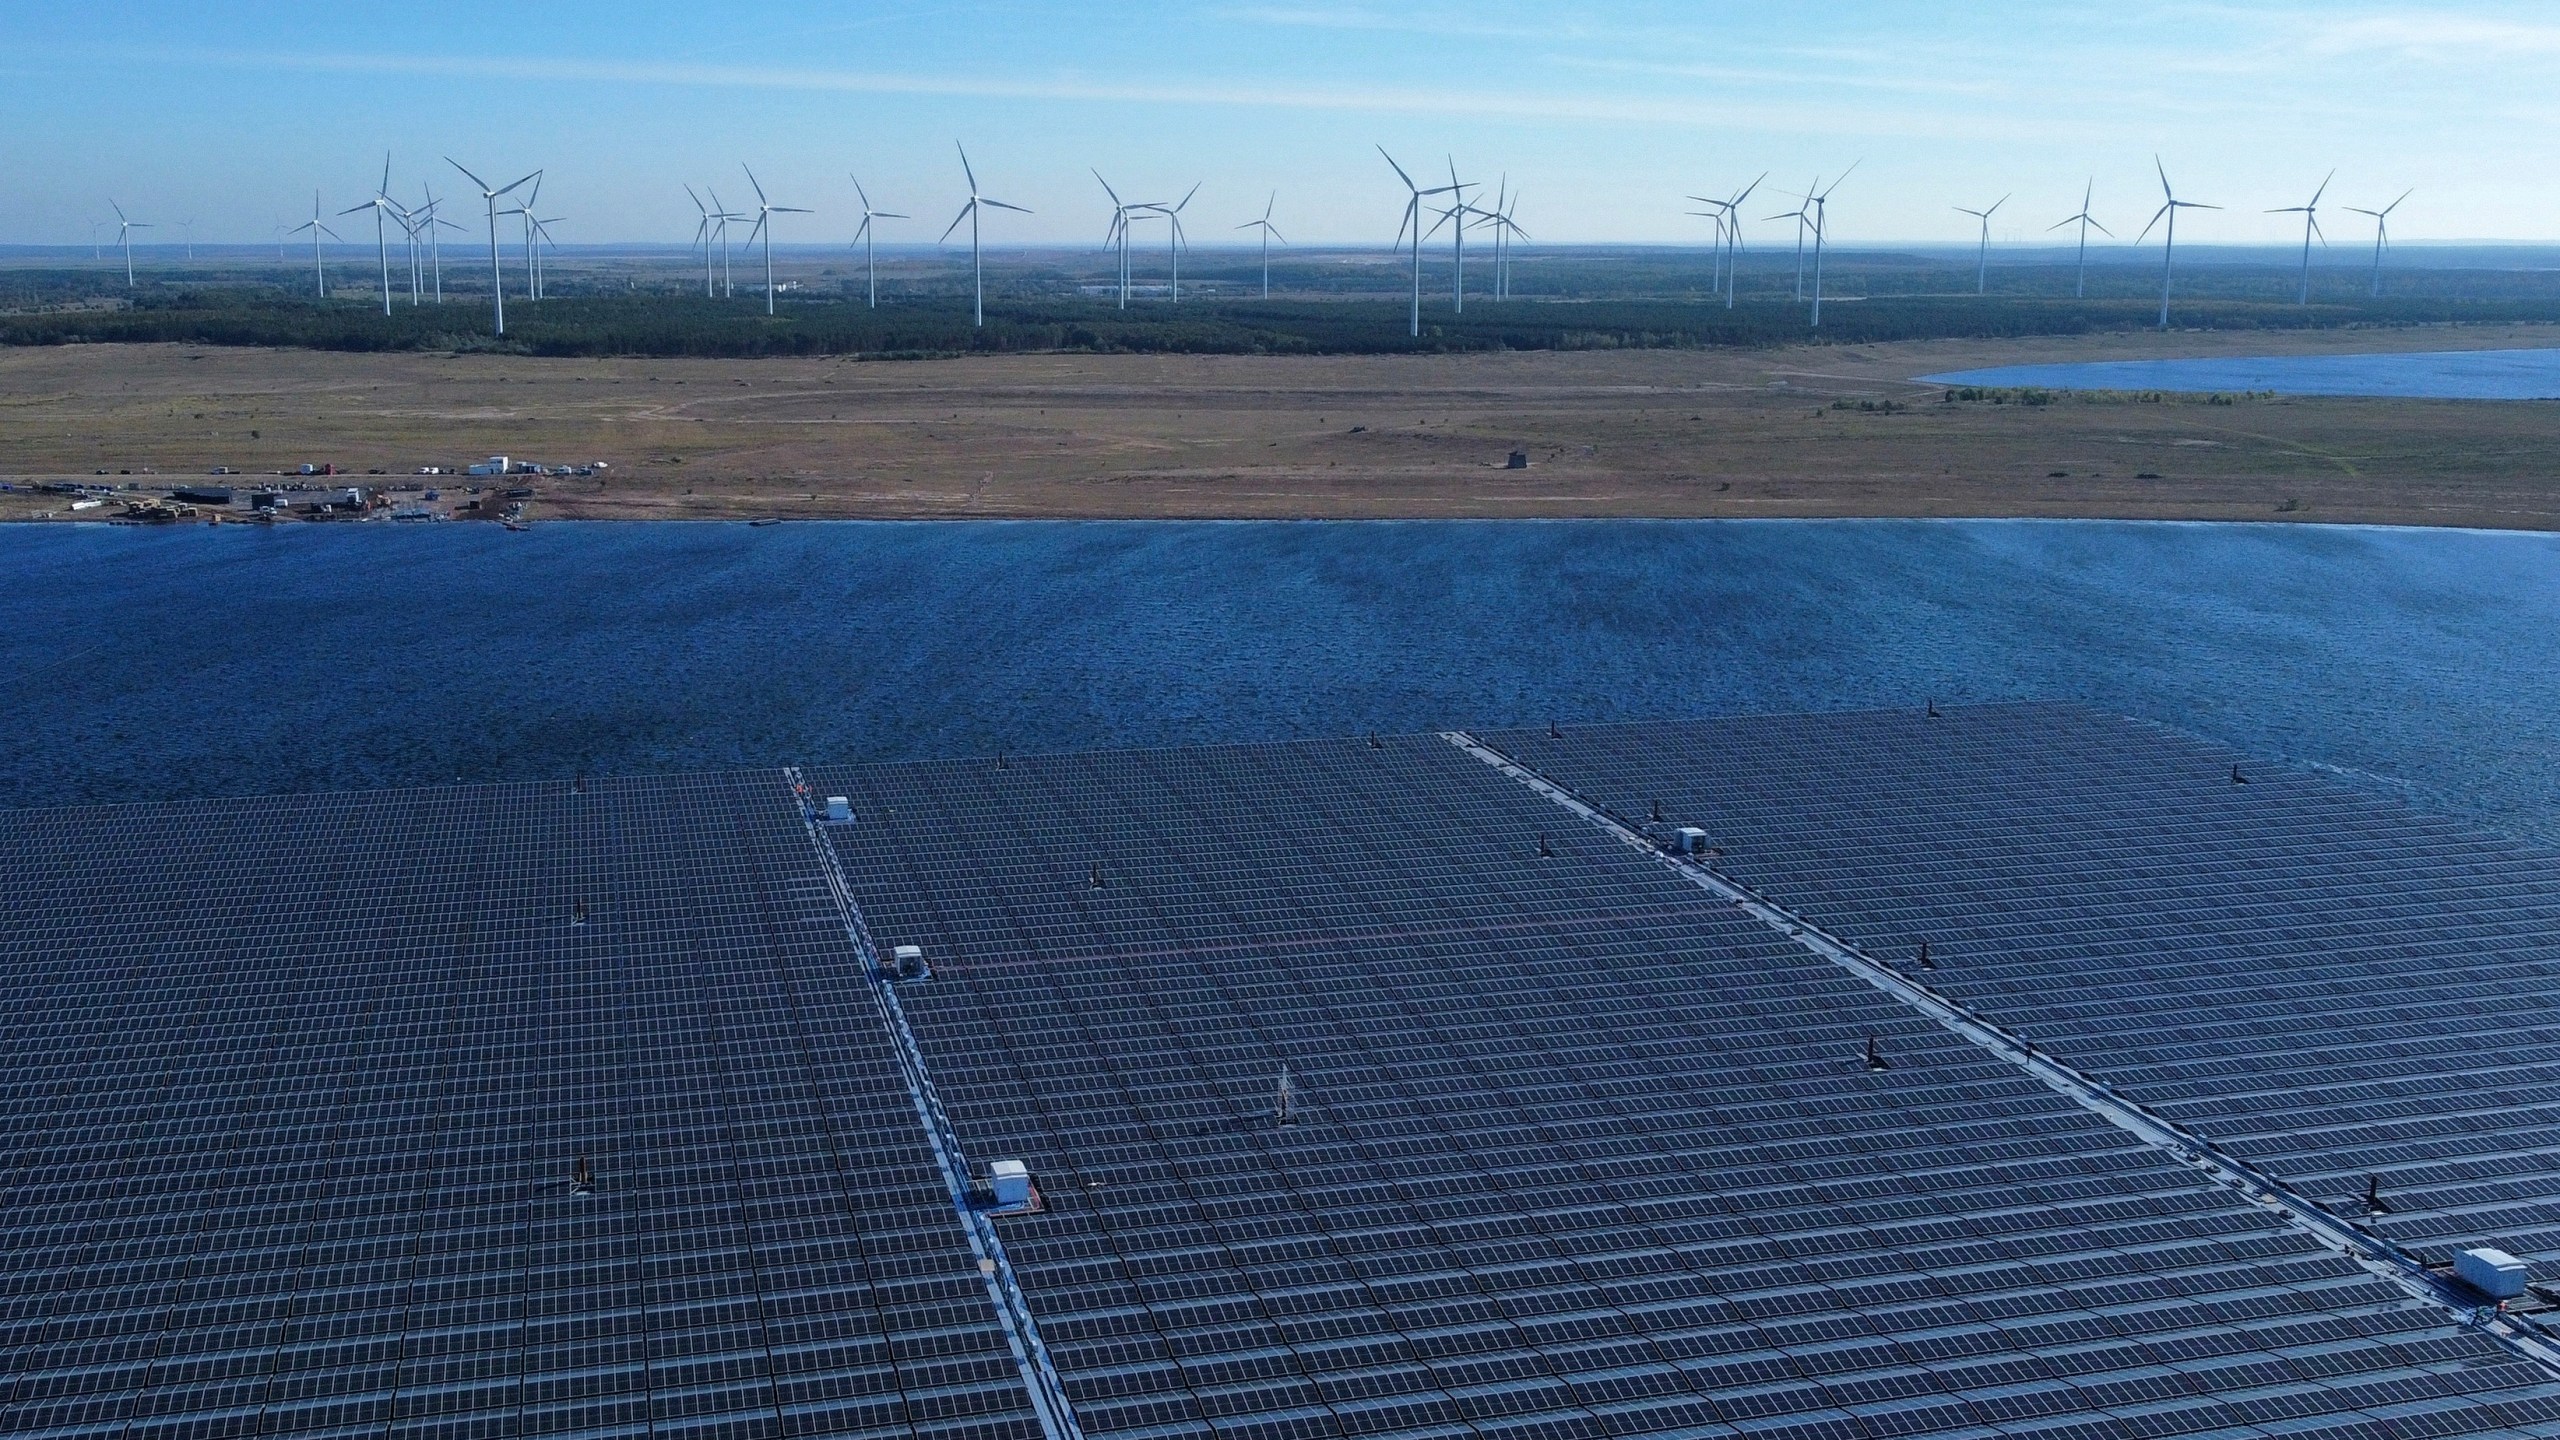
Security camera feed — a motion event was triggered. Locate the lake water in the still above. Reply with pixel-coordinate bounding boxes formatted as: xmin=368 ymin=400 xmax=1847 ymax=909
xmin=5 ymin=519 xmax=2555 ymax=841
xmin=1922 ymin=346 xmax=2560 ymax=399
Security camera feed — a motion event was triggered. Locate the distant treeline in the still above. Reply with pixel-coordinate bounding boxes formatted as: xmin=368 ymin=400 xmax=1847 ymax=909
xmin=7 ymin=274 xmax=2560 ymax=359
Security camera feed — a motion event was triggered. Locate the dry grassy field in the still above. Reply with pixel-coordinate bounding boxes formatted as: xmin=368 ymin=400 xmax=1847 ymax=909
xmin=6 ymin=324 xmax=2560 ymax=528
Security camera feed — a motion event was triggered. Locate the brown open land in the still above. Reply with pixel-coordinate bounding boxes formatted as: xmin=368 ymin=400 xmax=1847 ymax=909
xmin=5 ymin=324 xmax=2559 ymax=528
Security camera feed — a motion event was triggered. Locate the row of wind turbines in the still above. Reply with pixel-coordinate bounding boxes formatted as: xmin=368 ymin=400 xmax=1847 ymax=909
xmin=96 ymin=148 xmax=2418 ymax=338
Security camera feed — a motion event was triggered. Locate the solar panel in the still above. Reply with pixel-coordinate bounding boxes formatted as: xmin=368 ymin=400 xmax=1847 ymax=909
xmin=0 ymin=772 xmax=1040 ymax=1440
xmin=806 ymin=734 xmax=2560 ymax=1440
xmin=1486 ymin=702 xmax=2560 ymax=1284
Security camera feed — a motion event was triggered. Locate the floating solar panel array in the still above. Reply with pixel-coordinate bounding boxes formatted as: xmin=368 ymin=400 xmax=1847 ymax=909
xmin=0 ymin=773 xmax=1040 ymax=1440
xmin=812 ymin=735 xmax=2560 ymax=1440
xmin=1485 ymin=703 xmax=2560 ymax=1290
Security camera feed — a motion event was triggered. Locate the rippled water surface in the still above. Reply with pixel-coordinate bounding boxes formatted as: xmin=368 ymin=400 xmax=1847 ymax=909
xmin=4 ymin=519 xmax=2553 ymax=838
xmin=1924 ymin=346 xmax=2560 ymax=398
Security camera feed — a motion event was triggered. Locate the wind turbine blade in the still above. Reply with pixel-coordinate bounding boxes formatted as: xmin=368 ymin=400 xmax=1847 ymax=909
xmin=339 ymin=202 xmax=374 ymax=216
xmin=852 ymin=175 xmax=871 ymax=210
xmin=446 ymin=158 xmax=489 ymax=193
xmin=878 ymin=211 xmax=907 ymax=219
xmin=1377 ymin=146 xmax=1416 ymax=192
xmin=686 ymin=184 xmax=707 ymax=217
xmin=2088 ymin=218 xmax=2113 ymax=237
xmin=1092 ymin=169 xmax=1122 ymax=205
xmin=2135 ymin=205 xmax=2169 ymax=245
xmin=2311 ymin=170 xmax=2333 ymax=207
xmin=981 ymin=198 xmax=1031 ymax=213
xmin=1732 ymin=172 xmax=1766 ymax=207
xmin=498 ymin=170 xmax=541 ymax=198
xmin=744 ymin=165 xmax=768 ymax=207
xmin=956 ymin=142 xmax=978 ymax=193
xmin=1267 ymin=224 xmax=1286 ymax=244
xmin=940 ymin=203 xmax=973 ymax=243
xmin=777 ymin=206 xmax=813 ymax=214
xmin=1819 ymin=158 xmax=1861 ymax=197
xmin=1175 ymin=182 xmax=1200 ymax=212
xmin=2385 ymin=188 xmax=2413 ymax=215
xmin=1263 ymin=191 xmax=1275 ymax=222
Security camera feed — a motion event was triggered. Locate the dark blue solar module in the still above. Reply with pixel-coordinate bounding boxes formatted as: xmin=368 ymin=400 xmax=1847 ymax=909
xmin=1485 ymin=703 xmax=2560 ymax=1289
xmin=809 ymin=735 xmax=2560 ymax=1440
xmin=0 ymin=773 xmax=1041 ymax=1440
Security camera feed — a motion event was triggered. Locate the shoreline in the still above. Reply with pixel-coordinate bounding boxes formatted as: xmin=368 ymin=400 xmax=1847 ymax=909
xmin=8 ymin=324 xmax=2559 ymax=531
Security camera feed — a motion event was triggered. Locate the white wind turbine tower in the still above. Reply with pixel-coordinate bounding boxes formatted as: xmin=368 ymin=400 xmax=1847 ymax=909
xmin=1095 ymin=172 xmax=1142 ymax=307
xmin=1379 ymin=147 xmax=1462 ymax=338
xmin=339 ymin=155 xmax=408 ymax=316
xmin=686 ymin=186 xmax=720 ymax=297
xmin=2344 ymin=189 xmax=2412 ymax=298
xmin=1476 ymin=187 xmax=1527 ymax=300
xmin=1954 ymin=194 xmax=2008 ymax=296
xmin=1423 ymin=157 xmax=1482 ymax=312
xmin=1687 ymin=196 xmax=1733 ymax=296
xmin=178 ymin=220 xmax=196 ymax=263
xmin=2267 ymin=170 xmax=2332 ymax=305
xmin=707 ymin=190 xmax=746 ymax=297
xmin=446 ymin=158 xmax=539 ymax=335
xmin=108 ymin=201 xmax=152 ymax=287
xmin=1470 ymin=179 xmax=1514 ymax=301
xmin=742 ymin=166 xmax=811 ymax=316
xmin=1236 ymin=192 xmax=1285 ymax=299
xmin=1139 ymin=184 xmax=1200 ymax=302
xmin=531 ymin=214 xmax=565 ymax=300
xmin=286 ymin=190 xmax=340 ymax=298
xmin=2048 ymin=180 xmax=2111 ymax=299
xmin=1807 ymin=163 xmax=1858 ymax=328
xmin=940 ymin=144 xmax=1029 ymax=328
xmin=850 ymin=175 xmax=906 ymax=309
xmin=1713 ymin=175 xmax=1762 ymax=307
xmin=1765 ymin=182 xmax=1815 ymax=301
xmin=420 ymin=188 xmax=462 ymax=303
xmin=510 ymin=173 xmax=548 ymax=301
xmin=2136 ymin=157 xmax=2218 ymax=331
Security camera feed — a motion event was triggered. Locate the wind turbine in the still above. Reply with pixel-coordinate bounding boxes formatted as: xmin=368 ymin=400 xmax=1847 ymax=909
xmin=418 ymin=187 xmax=461 ymax=303
xmin=1095 ymin=171 xmax=1141 ymax=307
xmin=1954 ymin=194 xmax=2008 ymax=296
xmin=2048 ymin=180 xmax=2111 ymax=299
xmin=532 ymin=215 xmax=566 ymax=301
xmin=2267 ymin=171 xmax=2333 ymax=305
xmin=2136 ymin=158 xmax=2219 ymax=331
xmin=707 ymin=189 xmax=745 ymax=297
xmin=1688 ymin=196 xmax=1734 ymax=296
xmin=742 ymin=165 xmax=810 ymax=316
xmin=1422 ymin=157 xmax=1481 ymax=312
xmin=513 ymin=173 xmax=546 ymax=301
xmin=1765 ymin=181 xmax=1815 ymax=301
xmin=178 ymin=220 xmax=196 ymax=263
xmin=1139 ymin=183 xmax=1200 ymax=302
xmin=850 ymin=175 xmax=906 ymax=308
xmin=286 ymin=190 xmax=340 ymax=298
xmin=2345 ymin=190 xmax=2412 ymax=298
xmin=1477 ymin=187 xmax=1527 ymax=300
xmin=1807 ymin=163 xmax=1858 ymax=328
xmin=108 ymin=201 xmax=152 ymax=287
xmin=339 ymin=155 xmax=407 ymax=316
xmin=1716 ymin=175 xmax=1763 ymax=307
xmin=446 ymin=158 xmax=539 ymax=335
xmin=940 ymin=144 xmax=1029 ymax=327
xmin=686 ymin=186 xmax=720 ymax=297
xmin=1234 ymin=193 xmax=1287 ymax=300
xmin=1380 ymin=147 xmax=1462 ymax=338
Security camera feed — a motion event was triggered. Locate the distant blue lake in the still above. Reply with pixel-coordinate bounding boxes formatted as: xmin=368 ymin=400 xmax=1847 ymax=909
xmin=3 ymin=519 xmax=2553 ymax=841
xmin=1923 ymin=346 xmax=2560 ymax=399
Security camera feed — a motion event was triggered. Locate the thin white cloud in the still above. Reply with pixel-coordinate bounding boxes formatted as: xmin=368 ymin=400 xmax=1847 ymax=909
xmin=114 ymin=45 xmax=2023 ymax=139
xmin=2307 ymin=12 xmax=2560 ymax=58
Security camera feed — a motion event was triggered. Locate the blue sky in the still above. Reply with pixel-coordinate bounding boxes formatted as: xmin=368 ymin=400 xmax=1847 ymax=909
xmin=1 ymin=2 xmax=2548 ymax=250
